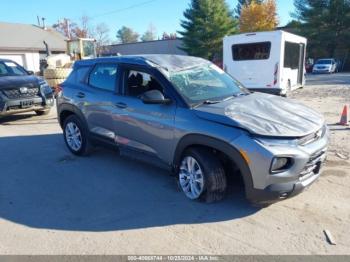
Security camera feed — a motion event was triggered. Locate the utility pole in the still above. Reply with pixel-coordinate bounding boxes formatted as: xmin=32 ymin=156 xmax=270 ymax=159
xmin=66 ymin=19 xmax=71 ymax=39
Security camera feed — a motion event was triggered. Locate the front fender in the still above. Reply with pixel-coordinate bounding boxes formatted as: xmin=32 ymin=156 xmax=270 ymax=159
xmin=173 ymin=134 xmax=255 ymax=201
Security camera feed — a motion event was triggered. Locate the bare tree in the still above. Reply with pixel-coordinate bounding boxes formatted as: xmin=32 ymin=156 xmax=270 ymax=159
xmin=141 ymin=24 xmax=157 ymax=42
xmin=72 ymin=15 xmax=93 ymax=38
xmin=53 ymin=16 xmax=92 ymax=39
xmin=53 ymin=18 xmax=76 ymax=38
xmin=94 ymin=23 xmax=111 ymax=54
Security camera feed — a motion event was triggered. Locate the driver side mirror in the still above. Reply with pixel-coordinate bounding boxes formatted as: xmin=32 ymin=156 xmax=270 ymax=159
xmin=140 ymin=90 xmax=172 ymax=105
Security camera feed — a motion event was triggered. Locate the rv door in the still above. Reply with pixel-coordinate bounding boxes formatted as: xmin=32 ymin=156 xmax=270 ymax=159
xmin=283 ymin=42 xmax=305 ymax=89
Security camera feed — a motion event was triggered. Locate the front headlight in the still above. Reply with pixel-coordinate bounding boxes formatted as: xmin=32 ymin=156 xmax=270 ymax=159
xmin=270 ymin=157 xmax=293 ymax=173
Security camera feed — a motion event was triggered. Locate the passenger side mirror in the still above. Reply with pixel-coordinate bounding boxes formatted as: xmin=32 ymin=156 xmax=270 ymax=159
xmin=27 ymin=70 xmax=34 ymax=75
xmin=140 ymin=90 xmax=172 ymax=105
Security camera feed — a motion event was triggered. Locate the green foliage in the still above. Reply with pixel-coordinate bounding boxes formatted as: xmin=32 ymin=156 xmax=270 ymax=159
xmin=116 ymin=26 xmax=139 ymax=44
xmin=239 ymin=0 xmax=278 ymax=32
xmin=291 ymin=0 xmax=350 ymax=68
xmin=235 ymin=0 xmax=263 ymax=17
xmin=178 ymin=0 xmax=238 ymax=60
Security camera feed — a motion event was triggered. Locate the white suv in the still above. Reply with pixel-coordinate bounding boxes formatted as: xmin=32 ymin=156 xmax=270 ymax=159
xmin=312 ymin=58 xmax=337 ymax=74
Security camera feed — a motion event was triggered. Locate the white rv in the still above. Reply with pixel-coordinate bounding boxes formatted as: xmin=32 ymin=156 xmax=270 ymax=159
xmin=223 ymin=30 xmax=307 ymax=96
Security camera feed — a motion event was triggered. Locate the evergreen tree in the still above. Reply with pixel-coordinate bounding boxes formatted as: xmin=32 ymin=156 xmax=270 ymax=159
xmin=292 ymin=0 xmax=350 ymax=65
xmin=116 ymin=26 xmax=139 ymax=44
xmin=178 ymin=0 xmax=238 ymax=60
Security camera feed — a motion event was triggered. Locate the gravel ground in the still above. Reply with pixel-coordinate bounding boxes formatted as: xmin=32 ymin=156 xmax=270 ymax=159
xmin=0 ymin=73 xmax=349 ymax=255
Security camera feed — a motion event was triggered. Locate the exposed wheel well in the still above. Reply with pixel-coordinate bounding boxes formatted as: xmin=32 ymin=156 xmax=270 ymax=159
xmin=59 ymin=110 xmax=75 ymax=127
xmin=177 ymin=144 xmax=244 ymax=186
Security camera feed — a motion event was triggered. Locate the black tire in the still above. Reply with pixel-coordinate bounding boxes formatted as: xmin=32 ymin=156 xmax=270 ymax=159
xmin=35 ymin=109 xmax=51 ymax=116
xmin=63 ymin=115 xmax=92 ymax=156
xmin=178 ymin=147 xmax=227 ymax=203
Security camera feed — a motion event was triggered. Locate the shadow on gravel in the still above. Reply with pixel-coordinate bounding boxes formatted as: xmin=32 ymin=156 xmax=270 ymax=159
xmin=0 ymin=113 xmax=57 ymax=126
xmin=0 ymin=113 xmax=36 ymax=123
xmin=0 ymin=134 xmax=258 ymax=232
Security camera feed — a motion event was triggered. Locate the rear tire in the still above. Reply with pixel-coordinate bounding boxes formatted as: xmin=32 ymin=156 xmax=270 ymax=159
xmin=63 ymin=115 xmax=92 ymax=156
xmin=178 ymin=147 xmax=227 ymax=203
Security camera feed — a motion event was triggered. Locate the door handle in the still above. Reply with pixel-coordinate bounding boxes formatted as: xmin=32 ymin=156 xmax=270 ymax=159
xmin=115 ymin=102 xmax=127 ymax=109
xmin=76 ymin=92 xmax=85 ymax=98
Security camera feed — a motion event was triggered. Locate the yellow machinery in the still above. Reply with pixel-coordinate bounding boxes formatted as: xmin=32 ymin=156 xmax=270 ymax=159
xmin=66 ymin=38 xmax=97 ymax=60
xmin=44 ymin=38 xmax=96 ymax=90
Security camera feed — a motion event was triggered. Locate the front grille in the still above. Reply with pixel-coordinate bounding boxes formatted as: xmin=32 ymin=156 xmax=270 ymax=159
xmin=298 ymin=125 xmax=326 ymax=146
xmin=2 ymin=87 xmax=40 ymax=99
xmin=299 ymin=150 xmax=326 ymax=181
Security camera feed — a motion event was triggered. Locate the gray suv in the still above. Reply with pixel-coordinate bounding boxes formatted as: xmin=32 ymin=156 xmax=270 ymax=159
xmin=57 ymin=55 xmax=329 ymax=205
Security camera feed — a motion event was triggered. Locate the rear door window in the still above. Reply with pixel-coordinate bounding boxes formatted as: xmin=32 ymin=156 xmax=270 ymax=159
xmin=89 ymin=64 xmax=118 ymax=92
xmin=232 ymin=42 xmax=271 ymax=61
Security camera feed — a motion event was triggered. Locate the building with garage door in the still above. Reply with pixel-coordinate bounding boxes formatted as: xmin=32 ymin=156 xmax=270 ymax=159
xmin=0 ymin=22 xmax=66 ymax=72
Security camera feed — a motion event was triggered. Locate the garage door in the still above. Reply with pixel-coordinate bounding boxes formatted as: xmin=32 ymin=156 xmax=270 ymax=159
xmin=0 ymin=54 xmax=25 ymax=66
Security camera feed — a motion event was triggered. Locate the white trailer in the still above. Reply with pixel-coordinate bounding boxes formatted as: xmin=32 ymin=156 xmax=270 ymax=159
xmin=223 ymin=30 xmax=307 ymax=96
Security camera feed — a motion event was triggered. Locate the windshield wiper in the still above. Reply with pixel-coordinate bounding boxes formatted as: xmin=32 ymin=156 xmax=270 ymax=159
xmin=192 ymin=92 xmax=251 ymax=108
xmin=233 ymin=92 xmax=250 ymax=97
xmin=193 ymin=96 xmax=233 ymax=108
xmin=203 ymin=99 xmax=221 ymax=104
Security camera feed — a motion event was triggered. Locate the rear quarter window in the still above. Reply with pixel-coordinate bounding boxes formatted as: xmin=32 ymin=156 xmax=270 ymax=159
xmin=232 ymin=42 xmax=271 ymax=61
xmin=66 ymin=66 xmax=91 ymax=84
xmin=88 ymin=64 xmax=118 ymax=92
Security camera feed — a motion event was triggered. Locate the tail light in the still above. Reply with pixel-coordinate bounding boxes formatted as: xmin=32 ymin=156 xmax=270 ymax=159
xmin=54 ymin=84 xmax=63 ymax=97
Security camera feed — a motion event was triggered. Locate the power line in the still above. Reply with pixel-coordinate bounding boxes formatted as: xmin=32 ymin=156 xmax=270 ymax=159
xmin=90 ymin=0 xmax=158 ymax=19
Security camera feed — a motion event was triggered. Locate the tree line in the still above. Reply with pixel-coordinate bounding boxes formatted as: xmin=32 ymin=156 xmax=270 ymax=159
xmin=52 ymin=0 xmax=350 ymax=69
xmin=288 ymin=0 xmax=350 ymax=69
xmin=53 ymin=17 xmax=177 ymax=49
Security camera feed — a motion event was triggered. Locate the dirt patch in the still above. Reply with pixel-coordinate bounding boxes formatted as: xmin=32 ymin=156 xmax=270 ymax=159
xmin=322 ymin=169 xmax=347 ymax=177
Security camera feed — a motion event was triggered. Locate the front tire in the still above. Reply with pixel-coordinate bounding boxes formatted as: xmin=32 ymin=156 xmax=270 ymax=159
xmin=63 ymin=115 xmax=92 ymax=156
xmin=178 ymin=147 xmax=227 ymax=203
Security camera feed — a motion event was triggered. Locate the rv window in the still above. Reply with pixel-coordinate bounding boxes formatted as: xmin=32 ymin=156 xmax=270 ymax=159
xmin=232 ymin=42 xmax=271 ymax=61
xmin=284 ymin=42 xmax=300 ymax=69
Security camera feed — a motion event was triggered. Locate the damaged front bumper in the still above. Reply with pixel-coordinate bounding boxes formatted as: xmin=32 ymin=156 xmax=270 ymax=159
xmin=232 ymin=125 xmax=330 ymax=205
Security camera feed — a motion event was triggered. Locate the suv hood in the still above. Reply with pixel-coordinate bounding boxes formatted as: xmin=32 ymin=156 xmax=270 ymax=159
xmin=194 ymin=93 xmax=324 ymax=137
xmin=0 ymin=75 xmax=42 ymax=90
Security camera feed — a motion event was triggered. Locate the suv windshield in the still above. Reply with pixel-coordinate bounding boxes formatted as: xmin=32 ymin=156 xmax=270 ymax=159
xmin=0 ymin=61 xmax=28 ymax=77
xmin=316 ymin=59 xmax=332 ymax=65
xmin=168 ymin=64 xmax=248 ymax=106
